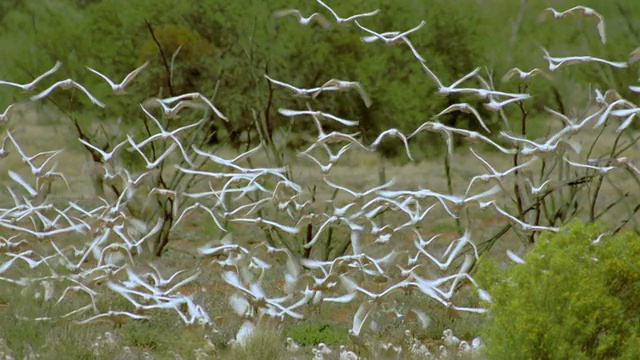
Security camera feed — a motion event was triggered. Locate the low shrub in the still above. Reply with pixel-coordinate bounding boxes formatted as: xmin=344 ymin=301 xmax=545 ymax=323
xmin=477 ymin=220 xmax=640 ymax=360
xmin=288 ymin=321 xmax=349 ymax=347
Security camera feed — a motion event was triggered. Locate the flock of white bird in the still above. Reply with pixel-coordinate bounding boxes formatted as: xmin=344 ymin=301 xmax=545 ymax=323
xmin=0 ymin=1 xmax=639 ymax=359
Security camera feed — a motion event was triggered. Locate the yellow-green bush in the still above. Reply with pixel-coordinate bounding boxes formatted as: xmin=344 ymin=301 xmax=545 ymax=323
xmin=477 ymin=221 xmax=640 ymax=360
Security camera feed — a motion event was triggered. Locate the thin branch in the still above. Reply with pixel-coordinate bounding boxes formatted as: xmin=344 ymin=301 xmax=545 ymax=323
xmin=144 ymin=19 xmax=174 ymax=97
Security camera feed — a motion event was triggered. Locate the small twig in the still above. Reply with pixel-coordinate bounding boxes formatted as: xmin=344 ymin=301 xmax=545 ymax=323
xmin=443 ymin=153 xmax=462 ymax=236
xmin=595 ymin=193 xmax=629 ymax=220
xmin=590 ymin=131 xmax=623 ymax=221
xmin=613 ymin=203 xmax=640 ymax=235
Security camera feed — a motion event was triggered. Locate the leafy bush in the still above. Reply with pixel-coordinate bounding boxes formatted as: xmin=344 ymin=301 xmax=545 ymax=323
xmin=288 ymin=321 xmax=349 ymax=347
xmin=477 ymin=221 xmax=640 ymax=360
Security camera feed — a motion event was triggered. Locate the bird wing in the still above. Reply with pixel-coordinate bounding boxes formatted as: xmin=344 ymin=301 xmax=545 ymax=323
xmin=121 ymin=61 xmax=149 ymax=87
xmin=70 ymin=81 xmax=106 ymax=107
xmin=343 ymin=9 xmax=381 ymax=22
xmin=30 ymin=61 xmax=63 ymax=86
xmin=273 ymin=9 xmax=301 ymax=19
xmin=86 ymin=67 xmax=116 ymax=87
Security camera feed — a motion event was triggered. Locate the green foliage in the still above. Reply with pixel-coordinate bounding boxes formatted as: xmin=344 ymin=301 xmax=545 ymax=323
xmin=119 ymin=319 xmax=166 ymax=351
xmin=478 ymin=221 xmax=640 ymax=360
xmin=288 ymin=321 xmax=349 ymax=347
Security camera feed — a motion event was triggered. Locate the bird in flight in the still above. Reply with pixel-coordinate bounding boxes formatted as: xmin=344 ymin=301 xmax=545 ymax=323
xmin=86 ymin=61 xmax=149 ymax=95
xmin=0 ymin=61 xmax=62 ymax=92
xmin=538 ymin=6 xmax=606 ymax=44
xmin=273 ymin=9 xmax=332 ymax=29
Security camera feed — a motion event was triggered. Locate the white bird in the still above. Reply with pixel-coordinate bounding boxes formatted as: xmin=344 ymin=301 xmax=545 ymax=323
xmin=302 ymin=113 xmax=371 ymax=153
xmin=355 ymin=20 xmax=426 ymax=44
xmin=540 ymin=47 xmax=626 ymax=71
xmin=500 ymin=131 xmax=580 ymax=156
xmin=229 ymin=217 xmax=300 ymax=234
xmin=563 ymin=156 xmax=615 ymax=174
xmin=437 ymin=124 xmax=517 ymax=154
xmin=465 ymin=148 xmax=538 ymax=195
xmin=420 ymin=64 xmax=481 ymax=96
xmin=323 ymin=177 xmax=395 ymax=200
xmin=285 ymin=337 xmax=300 ymax=352
xmin=472 ymin=337 xmax=486 ymax=358
xmin=442 ymin=329 xmax=460 ymax=349
xmin=501 ymin=67 xmax=552 ymax=82
xmin=301 ymin=142 xmax=352 ymax=168
xmin=481 ymin=201 xmax=560 ymax=232
xmin=312 ymin=79 xmax=372 ymax=107
xmin=171 ymin=201 xmax=227 ymax=232
xmin=36 ymin=163 xmax=70 ymax=191
xmin=354 ymin=20 xmax=426 ymax=62
xmin=525 ymin=178 xmax=551 ymax=195
xmin=339 ymin=345 xmax=359 ymax=360
xmin=74 ymin=310 xmax=150 ymax=326
xmin=0 ymin=61 xmax=62 ymax=91
xmin=0 ymin=135 xmax=10 ymax=158
xmin=433 ymin=103 xmax=490 ymax=133
xmin=0 ymin=104 xmax=15 ymax=122
xmin=143 ymin=98 xmax=208 ymax=119
xmin=132 ymin=104 xmax=203 ymax=166
xmin=273 ymin=9 xmax=332 ymax=29
xmin=6 ymin=132 xmax=63 ymax=177
xmin=346 ymin=300 xmax=378 ymax=340
xmin=235 ymin=320 xmax=255 ymax=346
xmin=538 ymin=6 xmax=606 ymax=44
xmin=86 ymin=61 xmax=149 ymax=95
xmin=316 ymin=0 xmax=380 ymax=25
xmin=345 ymin=279 xmax=414 ymax=304
xmin=630 ymin=47 xmax=640 ymax=64
xmin=127 ymin=136 xmax=178 ymax=169
xmin=317 ymin=343 xmax=332 ymax=355
xmin=278 ymin=107 xmax=359 ymax=127
xmin=410 ymin=231 xmax=473 ymax=270
xmin=8 ymin=170 xmax=38 ymax=197
xmin=312 ymin=348 xmax=325 ymax=360
xmin=484 ymin=93 xmax=531 ymax=112
xmin=158 ymin=92 xmax=227 ymax=121
xmin=506 ymin=249 xmax=525 ymax=264
xmin=458 ymin=341 xmax=473 ymax=359
xmin=263 ymin=74 xmax=323 ymax=97
xmin=78 ymin=137 xmax=129 ymax=164
xmin=192 ymin=143 xmax=263 ymax=171
xmin=298 ymin=151 xmax=338 ymax=174
xmin=592 ymin=98 xmax=636 ymax=129
xmin=368 ymin=128 xmax=414 ymax=161
xmin=31 ymin=79 xmax=106 ymax=107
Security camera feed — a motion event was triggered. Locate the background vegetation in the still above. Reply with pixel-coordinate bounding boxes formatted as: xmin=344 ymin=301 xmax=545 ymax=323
xmin=1 ymin=0 xmax=639 ymax=158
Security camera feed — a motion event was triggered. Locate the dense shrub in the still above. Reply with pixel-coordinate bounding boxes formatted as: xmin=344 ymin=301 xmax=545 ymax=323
xmin=288 ymin=321 xmax=349 ymax=347
xmin=477 ymin=221 xmax=640 ymax=360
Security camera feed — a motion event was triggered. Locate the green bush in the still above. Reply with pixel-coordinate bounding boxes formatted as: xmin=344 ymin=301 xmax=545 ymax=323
xmin=477 ymin=220 xmax=640 ymax=360
xmin=288 ymin=321 xmax=349 ymax=347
